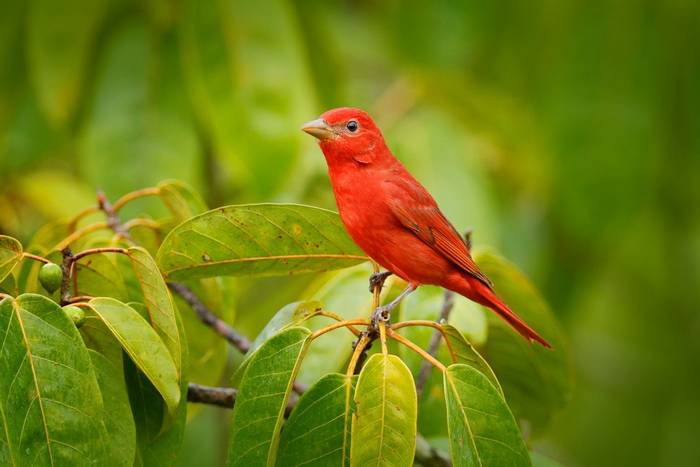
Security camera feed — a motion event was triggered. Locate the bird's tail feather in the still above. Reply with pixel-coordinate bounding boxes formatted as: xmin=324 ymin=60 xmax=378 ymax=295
xmin=468 ymin=280 xmax=551 ymax=348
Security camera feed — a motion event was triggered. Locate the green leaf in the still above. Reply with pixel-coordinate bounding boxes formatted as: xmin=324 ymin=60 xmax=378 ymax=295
xmin=80 ymin=314 xmax=136 ymax=467
xmin=157 ymin=179 xmax=208 ymax=224
xmin=227 ymin=327 xmax=311 ymax=466
xmin=350 ymin=353 xmax=417 ymax=467
xmin=0 ymin=235 xmax=22 ymax=283
xmin=0 ymin=294 xmax=105 ymax=465
xmin=443 ymin=364 xmax=530 ymax=467
xmin=127 ymin=246 xmax=182 ymax=376
xmin=157 ymin=204 xmax=366 ymax=280
xmin=126 ymin=301 xmax=189 ymax=466
xmin=75 ymin=252 xmax=129 ymax=302
xmin=27 ymin=0 xmax=107 ymax=126
xmin=474 ymin=249 xmax=572 ymax=434
xmin=277 ymin=373 xmax=357 ymax=467
xmin=85 ymin=297 xmax=180 ymax=415
xmin=442 ymin=324 xmax=502 ymax=396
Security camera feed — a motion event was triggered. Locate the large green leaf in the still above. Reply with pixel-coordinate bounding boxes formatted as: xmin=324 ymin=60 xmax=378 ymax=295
xmin=127 ymin=246 xmax=182 ymax=376
xmin=85 ymin=297 xmax=180 ymax=415
xmin=0 ymin=294 xmax=105 ymax=465
xmin=75 ymin=252 xmax=129 ymax=302
xmin=475 ymin=249 xmax=572 ymax=434
xmin=0 ymin=235 xmax=22 ymax=283
xmin=443 ymin=364 xmax=530 ymax=467
xmin=350 ymin=353 xmax=417 ymax=467
xmin=157 ymin=204 xmax=366 ymax=280
xmin=126 ymin=302 xmax=189 ymax=467
xmin=277 ymin=373 xmax=357 ymax=467
xmin=227 ymin=327 xmax=311 ymax=466
xmin=27 ymin=0 xmax=107 ymax=126
xmin=80 ymin=313 xmax=136 ymax=467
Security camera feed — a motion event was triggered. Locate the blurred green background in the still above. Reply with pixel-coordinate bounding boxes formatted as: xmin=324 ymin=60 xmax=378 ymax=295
xmin=1 ymin=0 xmax=699 ymax=465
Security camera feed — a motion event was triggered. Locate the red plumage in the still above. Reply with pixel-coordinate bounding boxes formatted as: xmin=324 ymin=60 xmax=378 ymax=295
xmin=303 ymin=107 xmax=550 ymax=348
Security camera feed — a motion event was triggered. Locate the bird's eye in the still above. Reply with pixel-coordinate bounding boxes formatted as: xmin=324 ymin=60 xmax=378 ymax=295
xmin=346 ymin=120 xmax=359 ymax=132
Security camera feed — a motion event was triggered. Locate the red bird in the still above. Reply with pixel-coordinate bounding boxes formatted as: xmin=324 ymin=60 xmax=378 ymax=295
xmin=302 ymin=107 xmax=550 ymax=347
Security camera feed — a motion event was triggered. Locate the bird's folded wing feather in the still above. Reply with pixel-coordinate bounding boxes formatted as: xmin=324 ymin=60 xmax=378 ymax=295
xmin=384 ymin=176 xmax=493 ymax=287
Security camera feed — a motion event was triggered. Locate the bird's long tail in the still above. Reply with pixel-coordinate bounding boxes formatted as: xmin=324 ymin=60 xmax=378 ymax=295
xmin=456 ymin=278 xmax=551 ymax=348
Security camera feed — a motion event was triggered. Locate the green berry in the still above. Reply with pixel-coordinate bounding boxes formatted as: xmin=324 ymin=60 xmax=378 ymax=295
xmin=38 ymin=262 xmax=62 ymax=293
xmin=62 ymin=305 xmax=85 ymax=327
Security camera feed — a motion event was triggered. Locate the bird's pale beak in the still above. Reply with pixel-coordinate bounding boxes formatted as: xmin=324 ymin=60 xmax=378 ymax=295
xmin=301 ymin=118 xmax=334 ymax=140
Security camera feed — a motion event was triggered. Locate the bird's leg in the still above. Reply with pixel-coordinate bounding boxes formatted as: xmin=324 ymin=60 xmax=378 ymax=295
xmin=370 ymin=283 xmax=417 ymax=331
xmin=368 ymin=271 xmax=392 ymax=293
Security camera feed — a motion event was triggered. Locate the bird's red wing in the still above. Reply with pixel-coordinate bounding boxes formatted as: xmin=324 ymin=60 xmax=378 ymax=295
xmin=385 ymin=178 xmax=493 ymax=288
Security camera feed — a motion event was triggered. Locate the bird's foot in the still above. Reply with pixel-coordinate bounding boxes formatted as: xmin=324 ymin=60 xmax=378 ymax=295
xmin=368 ymin=305 xmax=391 ymax=335
xmin=368 ymin=271 xmax=392 ymax=293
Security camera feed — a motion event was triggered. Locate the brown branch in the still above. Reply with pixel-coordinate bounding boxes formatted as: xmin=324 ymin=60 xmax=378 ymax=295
xmin=59 ymin=248 xmax=73 ymax=306
xmin=97 ymin=190 xmax=134 ymax=244
xmin=187 ymin=383 xmax=236 ymax=408
xmin=167 ymin=281 xmax=251 ymax=353
xmin=416 ymin=290 xmax=455 ymax=397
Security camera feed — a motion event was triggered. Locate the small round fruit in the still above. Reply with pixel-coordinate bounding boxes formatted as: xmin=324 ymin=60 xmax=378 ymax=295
xmin=38 ymin=262 xmax=62 ymax=293
xmin=62 ymin=305 xmax=86 ymax=327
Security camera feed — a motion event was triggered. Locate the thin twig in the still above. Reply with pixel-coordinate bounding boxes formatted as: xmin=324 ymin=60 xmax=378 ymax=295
xmin=416 ymin=290 xmax=455 ymax=397
xmin=97 ymin=190 xmax=134 ymax=244
xmin=59 ymin=248 xmax=73 ymax=306
xmin=167 ymin=281 xmax=251 ymax=353
xmin=187 ymin=383 xmax=236 ymax=408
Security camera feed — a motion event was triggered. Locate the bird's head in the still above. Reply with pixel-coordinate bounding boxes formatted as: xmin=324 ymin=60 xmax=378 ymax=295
xmin=301 ymin=107 xmax=387 ymax=165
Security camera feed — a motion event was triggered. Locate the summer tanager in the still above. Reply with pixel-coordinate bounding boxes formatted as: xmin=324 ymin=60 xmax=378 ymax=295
xmin=302 ymin=107 xmax=550 ymax=347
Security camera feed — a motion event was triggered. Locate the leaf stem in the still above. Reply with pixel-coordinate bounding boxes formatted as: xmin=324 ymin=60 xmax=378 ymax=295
xmin=111 ymin=187 xmax=161 ymax=212
xmin=67 ymin=206 xmax=100 ymax=232
xmin=316 ymin=310 xmax=362 ymax=335
xmin=310 ymin=319 xmax=370 ymax=340
xmin=21 ymin=252 xmax=50 ymax=264
xmin=55 ymin=221 xmax=109 ymax=250
xmin=388 ymin=329 xmax=446 ymax=372
xmin=391 ymin=318 xmax=457 ymax=363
